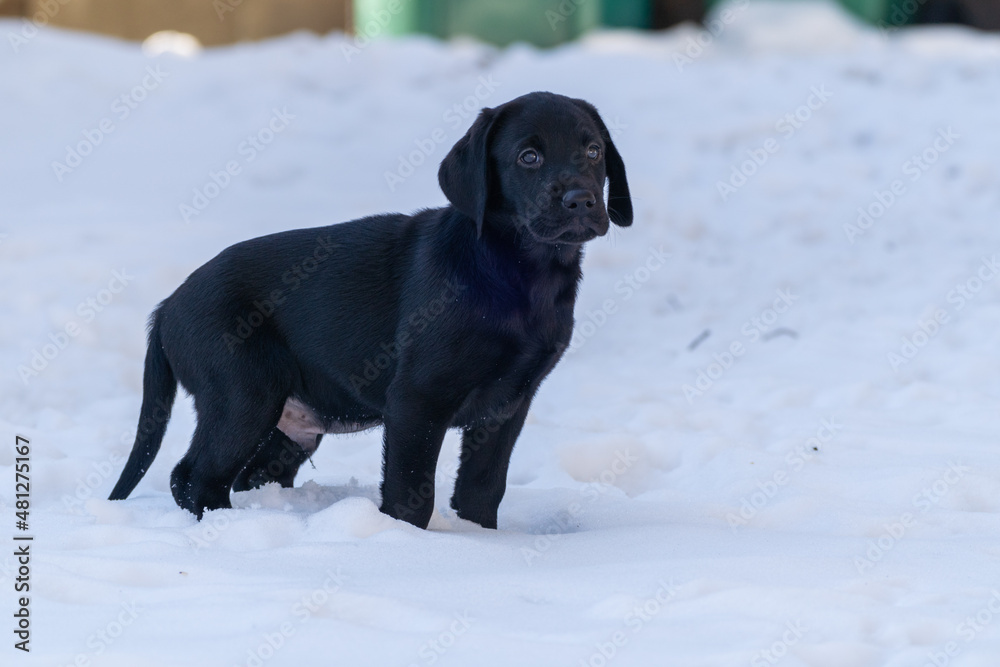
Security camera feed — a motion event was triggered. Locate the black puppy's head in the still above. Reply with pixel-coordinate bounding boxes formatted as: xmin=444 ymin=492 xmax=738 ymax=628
xmin=439 ymin=91 xmax=632 ymax=245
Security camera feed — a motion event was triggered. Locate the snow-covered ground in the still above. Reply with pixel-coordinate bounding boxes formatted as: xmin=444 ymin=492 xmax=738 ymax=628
xmin=3 ymin=1 xmax=1000 ymax=664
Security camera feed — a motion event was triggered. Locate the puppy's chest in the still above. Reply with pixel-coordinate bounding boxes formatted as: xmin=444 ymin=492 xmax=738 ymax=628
xmin=495 ymin=286 xmax=576 ymax=381
xmin=455 ymin=333 xmax=566 ymax=427
xmin=523 ymin=278 xmax=578 ymax=343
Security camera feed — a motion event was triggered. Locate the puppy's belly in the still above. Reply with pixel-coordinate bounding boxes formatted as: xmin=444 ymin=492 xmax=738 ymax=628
xmin=276 ymin=397 xmax=378 ymax=452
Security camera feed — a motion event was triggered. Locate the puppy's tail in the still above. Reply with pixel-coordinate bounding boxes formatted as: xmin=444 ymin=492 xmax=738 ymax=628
xmin=109 ymin=305 xmax=177 ymax=501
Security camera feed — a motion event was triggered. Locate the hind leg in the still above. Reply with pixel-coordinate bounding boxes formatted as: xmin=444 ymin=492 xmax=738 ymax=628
xmin=170 ymin=391 xmax=284 ymax=519
xmin=232 ymin=428 xmax=315 ymax=492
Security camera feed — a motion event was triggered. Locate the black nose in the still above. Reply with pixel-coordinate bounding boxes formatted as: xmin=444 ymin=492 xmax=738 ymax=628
xmin=562 ymin=189 xmax=596 ymax=210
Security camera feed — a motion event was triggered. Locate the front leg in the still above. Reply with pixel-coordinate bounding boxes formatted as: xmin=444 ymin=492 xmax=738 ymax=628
xmin=451 ymin=399 xmax=531 ymax=529
xmin=379 ymin=399 xmax=452 ymax=529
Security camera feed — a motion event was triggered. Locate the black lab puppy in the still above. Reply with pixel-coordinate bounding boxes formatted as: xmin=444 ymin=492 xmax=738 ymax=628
xmin=109 ymin=91 xmax=632 ymax=529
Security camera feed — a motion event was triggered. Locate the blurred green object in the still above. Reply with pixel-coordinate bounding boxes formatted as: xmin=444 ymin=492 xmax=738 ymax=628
xmin=602 ymin=0 xmax=653 ymax=28
xmin=352 ymin=0 xmax=652 ymax=47
xmin=703 ymin=0 xmax=920 ymax=26
xmin=352 ymin=0 xmax=924 ymax=47
xmin=838 ymin=0 xmax=891 ymax=21
xmin=809 ymin=0 xmax=923 ymax=25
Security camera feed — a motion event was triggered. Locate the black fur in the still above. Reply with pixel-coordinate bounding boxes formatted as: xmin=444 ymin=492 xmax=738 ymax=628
xmin=108 ymin=92 xmax=632 ymax=529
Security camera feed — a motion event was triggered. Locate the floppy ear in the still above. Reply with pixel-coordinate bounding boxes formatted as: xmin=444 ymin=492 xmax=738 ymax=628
xmin=438 ymin=107 xmax=500 ymax=238
xmin=571 ymin=99 xmax=633 ymax=227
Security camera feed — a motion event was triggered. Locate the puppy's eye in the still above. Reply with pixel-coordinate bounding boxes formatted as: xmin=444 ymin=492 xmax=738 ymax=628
xmin=587 ymin=144 xmax=601 ymax=160
xmin=518 ymin=149 xmax=540 ymax=166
